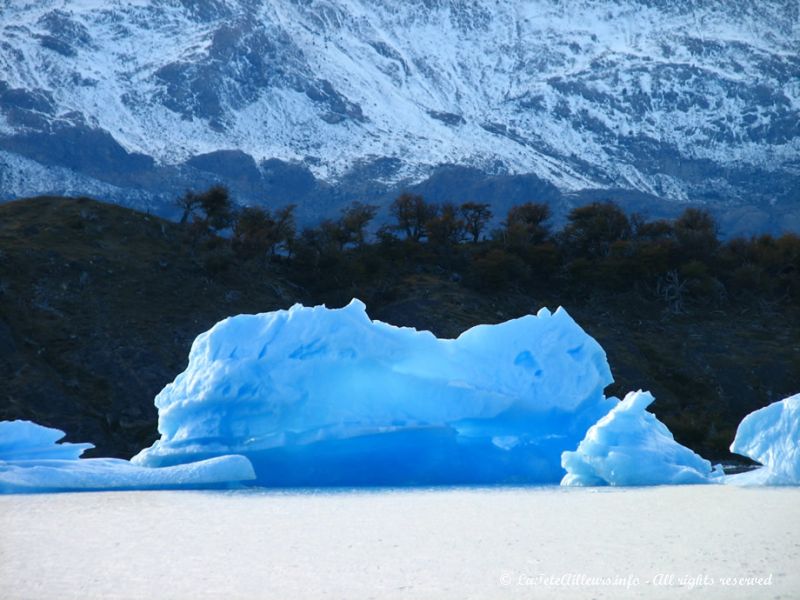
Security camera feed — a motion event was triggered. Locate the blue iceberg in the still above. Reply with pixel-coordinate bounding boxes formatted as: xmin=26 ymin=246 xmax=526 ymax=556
xmin=560 ymin=390 xmax=719 ymax=486
xmin=7 ymin=300 xmax=793 ymax=491
xmin=133 ymin=300 xmax=617 ymax=485
xmin=0 ymin=421 xmax=255 ymax=494
xmin=0 ymin=420 xmax=93 ymax=461
xmin=728 ymin=393 xmax=800 ymax=485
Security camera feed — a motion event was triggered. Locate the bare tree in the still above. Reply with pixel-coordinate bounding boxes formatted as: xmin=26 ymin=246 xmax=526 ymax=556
xmin=390 ymin=193 xmax=437 ymax=241
xmin=460 ymin=202 xmax=492 ymax=243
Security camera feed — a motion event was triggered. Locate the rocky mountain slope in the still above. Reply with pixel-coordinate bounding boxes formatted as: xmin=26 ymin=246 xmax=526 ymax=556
xmin=0 ymin=0 xmax=798 ymax=232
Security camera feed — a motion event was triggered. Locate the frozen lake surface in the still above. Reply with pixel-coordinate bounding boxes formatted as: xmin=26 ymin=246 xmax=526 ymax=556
xmin=1 ymin=485 xmax=798 ymax=599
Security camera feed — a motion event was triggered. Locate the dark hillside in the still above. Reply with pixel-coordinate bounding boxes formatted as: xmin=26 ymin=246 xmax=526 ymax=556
xmin=0 ymin=196 xmax=301 ymax=457
xmin=0 ymin=196 xmax=798 ymax=461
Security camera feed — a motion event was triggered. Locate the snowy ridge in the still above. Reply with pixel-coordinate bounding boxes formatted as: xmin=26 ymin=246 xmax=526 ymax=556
xmin=0 ymin=0 xmax=798 ymax=213
xmin=0 ymin=150 xmax=160 ymax=209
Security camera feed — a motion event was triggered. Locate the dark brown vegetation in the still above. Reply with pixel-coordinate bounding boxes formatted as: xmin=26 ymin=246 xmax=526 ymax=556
xmin=1 ymin=192 xmax=798 ymax=461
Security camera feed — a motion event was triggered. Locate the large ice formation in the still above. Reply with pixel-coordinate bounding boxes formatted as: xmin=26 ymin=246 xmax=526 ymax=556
xmin=133 ymin=300 xmax=617 ymax=485
xmin=561 ymin=390 xmax=718 ymax=486
xmin=727 ymin=394 xmax=800 ymax=485
xmin=0 ymin=421 xmax=255 ymax=494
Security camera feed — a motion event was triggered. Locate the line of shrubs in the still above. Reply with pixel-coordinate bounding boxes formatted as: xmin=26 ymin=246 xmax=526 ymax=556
xmin=177 ymin=186 xmax=800 ymax=311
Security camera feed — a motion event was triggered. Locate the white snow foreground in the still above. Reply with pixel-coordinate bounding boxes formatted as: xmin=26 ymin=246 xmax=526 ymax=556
xmin=0 ymin=421 xmax=255 ymax=494
xmin=727 ymin=394 xmax=800 ymax=486
xmin=560 ymin=390 xmax=721 ymax=486
xmin=133 ymin=300 xmax=617 ymax=485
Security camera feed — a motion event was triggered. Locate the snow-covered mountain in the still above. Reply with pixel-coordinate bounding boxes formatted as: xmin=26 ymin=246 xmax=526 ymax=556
xmin=1 ymin=0 xmax=798 ymax=232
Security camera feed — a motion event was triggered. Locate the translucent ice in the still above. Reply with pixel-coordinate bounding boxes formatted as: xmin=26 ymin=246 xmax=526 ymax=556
xmin=728 ymin=393 xmax=800 ymax=486
xmin=133 ymin=300 xmax=617 ymax=485
xmin=0 ymin=421 xmax=255 ymax=494
xmin=0 ymin=420 xmax=94 ymax=460
xmin=561 ymin=390 xmax=718 ymax=486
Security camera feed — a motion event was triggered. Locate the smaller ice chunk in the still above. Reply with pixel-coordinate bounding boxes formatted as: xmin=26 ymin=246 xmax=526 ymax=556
xmin=0 ymin=456 xmax=255 ymax=494
xmin=728 ymin=393 xmax=800 ymax=486
xmin=561 ymin=390 xmax=716 ymax=486
xmin=0 ymin=420 xmax=255 ymax=494
xmin=0 ymin=420 xmax=93 ymax=460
